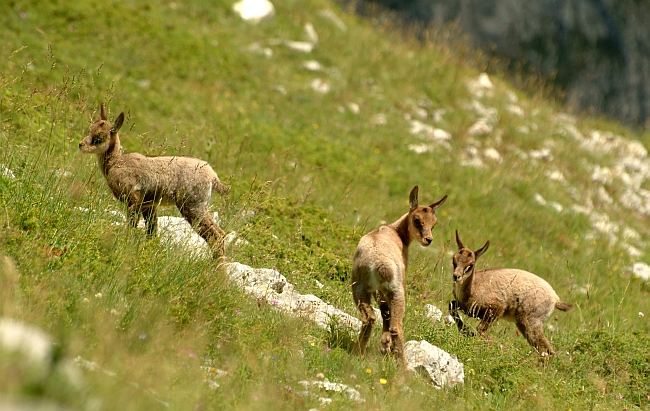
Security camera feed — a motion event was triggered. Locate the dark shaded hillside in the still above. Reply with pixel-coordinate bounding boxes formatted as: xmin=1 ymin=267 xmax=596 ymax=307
xmin=350 ymin=0 xmax=650 ymax=129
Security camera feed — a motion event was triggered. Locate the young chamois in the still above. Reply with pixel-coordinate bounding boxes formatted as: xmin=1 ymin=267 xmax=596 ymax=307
xmin=351 ymin=186 xmax=448 ymax=365
xmin=79 ymin=103 xmax=229 ymax=259
xmin=450 ymin=230 xmax=572 ymax=356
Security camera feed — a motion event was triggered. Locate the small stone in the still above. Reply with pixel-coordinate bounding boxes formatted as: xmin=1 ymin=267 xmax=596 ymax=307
xmin=310 ymin=78 xmax=330 ymax=94
xmin=483 ymin=147 xmax=502 ymax=163
xmin=285 ymin=41 xmax=314 ymax=53
xmin=304 ymin=23 xmax=319 ymax=44
xmin=302 ymin=60 xmax=323 ymax=71
xmin=423 ymin=304 xmax=442 ymax=323
xmin=232 ymin=0 xmax=275 ymax=24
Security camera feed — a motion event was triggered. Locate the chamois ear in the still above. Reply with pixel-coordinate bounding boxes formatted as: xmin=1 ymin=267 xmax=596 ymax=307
xmin=111 ymin=112 xmax=125 ymax=133
xmin=474 ymin=240 xmax=490 ymax=260
xmin=100 ymin=102 xmax=107 ymax=120
xmin=409 ymin=185 xmax=419 ymax=211
xmin=455 ymin=229 xmax=464 ymax=250
xmin=429 ymin=194 xmax=448 ymax=211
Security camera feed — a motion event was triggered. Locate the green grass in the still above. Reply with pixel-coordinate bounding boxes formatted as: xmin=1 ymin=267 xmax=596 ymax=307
xmin=1 ymin=0 xmax=649 ymax=409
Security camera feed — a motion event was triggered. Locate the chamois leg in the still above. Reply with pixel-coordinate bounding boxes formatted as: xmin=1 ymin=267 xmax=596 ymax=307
xmin=141 ymin=206 xmax=158 ymax=237
xmin=352 ymin=288 xmax=375 ymax=356
xmin=525 ymin=320 xmax=554 ymax=356
xmin=515 ymin=316 xmax=554 ymax=357
xmin=386 ymin=290 xmax=406 ymax=365
xmin=377 ymin=292 xmax=393 ymax=355
xmin=476 ymin=307 xmax=503 ymax=336
xmin=182 ymin=206 xmax=226 ymax=260
xmin=449 ymin=300 xmax=472 ymax=335
xmin=126 ymin=203 xmax=141 ymax=228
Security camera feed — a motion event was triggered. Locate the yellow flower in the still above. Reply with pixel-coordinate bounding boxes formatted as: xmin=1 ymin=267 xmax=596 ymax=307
xmin=379 ymin=378 xmax=387 ymax=385
xmin=365 ymin=368 xmax=372 ymax=374
xmin=310 ymin=341 xmax=315 ymax=347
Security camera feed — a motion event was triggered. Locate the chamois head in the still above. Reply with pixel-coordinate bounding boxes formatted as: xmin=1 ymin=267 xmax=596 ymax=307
xmin=79 ymin=103 xmax=124 ymax=154
xmin=407 ymin=186 xmax=448 ymax=247
xmin=452 ymin=230 xmax=489 ymax=283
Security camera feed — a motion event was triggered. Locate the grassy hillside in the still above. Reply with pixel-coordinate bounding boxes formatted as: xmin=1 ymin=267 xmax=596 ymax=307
xmin=0 ymin=0 xmax=648 ymax=410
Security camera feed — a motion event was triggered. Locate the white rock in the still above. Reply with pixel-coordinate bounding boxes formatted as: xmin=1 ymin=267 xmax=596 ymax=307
xmin=232 ymin=0 xmax=275 ymax=24
xmin=545 ymin=169 xmax=567 ymax=184
xmin=424 ymin=304 xmax=443 ymax=323
xmin=298 ymin=379 xmax=363 ymax=403
xmin=483 ymin=147 xmax=502 ymax=163
xmin=467 ymin=73 xmax=494 ymax=98
xmin=302 ymin=60 xmax=324 ymax=71
xmin=408 ymin=120 xmax=451 ymax=142
xmin=622 ymin=243 xmax=643 ymax=258
xmin=625 ymin=141 xmax=648 ymax=158
xmin=310 ymin=78 xmax=330 ymax=94
xmin=285 ymin=41 xmax=314 ymax=53
xmin=224 ymin=263 xmax=362 ymax=332
xmin=244 ymin=42 xmax=273 ymax=58
xmin=318 ymin=9 xmax=347 ymax=31
xmin=347 ymin=102 xmax=360 ymax=114
xmin=506 ymin=104 xmax=524 ymax=116
xmin=533 ymin=193 xmax=547 ymax=206
xmin=467 ymin=119 xmax=493 ymax=136
xmin=443 ymin=315 xmax=456 ymax=325
xmin=591 ymin=165 xmax=613 ymax=184
xmin=460 ymin=146 xmax=485 ymax=168
xmin=529 ymin=148 xmax=553 ymax=161
xmin=1 ymin=165 xmax=15 ymax=179
xmin=469 ymin=100 xmax=499 ymax=124
xmin=632 ymin=263 xmax=650 ymax=281
xmin=408 ymin=144 xmax=431 ymax=154
xmin=304 ymin=23 xmax=319 ymax=44
xmin=622 ymin=227 xmax=641 ymax=240
xmin=0 ymin=319 xmax=52 ymax=368
xmin=405 ymin=340 xmax=464 ymax=388
xmin=596 ymin=186 xmax=614 ymax=204
xmin=548 ymin=202 xmax=564 ymax=213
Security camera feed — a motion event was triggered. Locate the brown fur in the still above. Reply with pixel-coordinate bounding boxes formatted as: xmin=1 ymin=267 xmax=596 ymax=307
xmin=351 ymin=186 xmax=447 ymax=365
xmin=450 ymin=230 xmax=573 ymax=357
xmin=79 ymin=103 xmax=229 ymax=259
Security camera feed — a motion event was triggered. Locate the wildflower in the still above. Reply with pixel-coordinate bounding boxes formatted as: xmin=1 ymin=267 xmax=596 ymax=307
xmin=95 ymin=292 xmax=103 ymax=299
xmin=379 ymin=378 xmax=387 ymax=385
xmin=639 ymin=312 xmax=645 ymax=317
xmin=284 ymin=385 xmax=292 ymax=393
xmin=365 ymin=368 xmax=372 ymax=374
xmin=234 ymin=309 xmax=242 ymax=315
xmin=139 ymin=333 xmax=147 ymax=339
xmin=271 ymin=299 xmax=279 ymax=305
xmin=310 ymin=341 xmax=315 ymax=347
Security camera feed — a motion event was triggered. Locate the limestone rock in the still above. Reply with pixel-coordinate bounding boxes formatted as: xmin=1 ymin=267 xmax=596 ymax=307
xmin=232 ymin=0 xmax=275 ymax=24
xmin=405 ymin=340 xmax=464 ymax=388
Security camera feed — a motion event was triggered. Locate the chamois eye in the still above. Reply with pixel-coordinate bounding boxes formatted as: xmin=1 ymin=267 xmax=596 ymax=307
xmin=464 ymin=264 xmax=473 ymax=273
xmin=413 ymin=218 xmax=421 ymax=227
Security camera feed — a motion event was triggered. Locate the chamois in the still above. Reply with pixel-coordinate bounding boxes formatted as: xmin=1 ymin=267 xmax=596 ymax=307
xmin=79 ymin=103 xmax=229 ymax=259
xmin=351 ymin=186 xmax=448 ymax=365
xmin=450 ymin=230 xmax=572 ymax=356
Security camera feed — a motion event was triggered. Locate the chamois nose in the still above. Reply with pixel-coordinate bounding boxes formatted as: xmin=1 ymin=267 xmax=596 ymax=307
xmin=424 ymin=237 xmax=432 ymax=245
xmin=78 ymin=142 xmax=84 ymax=149
xmin=453 ymin=272 xmax=461 ymax=282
